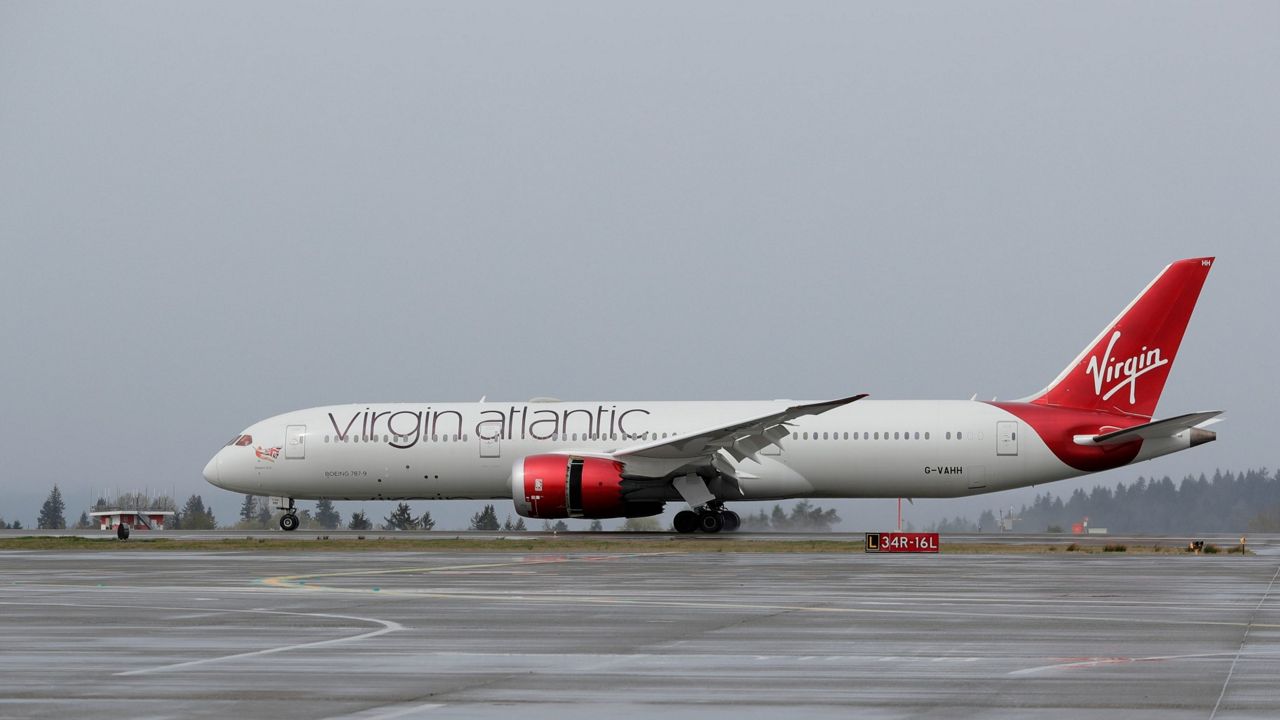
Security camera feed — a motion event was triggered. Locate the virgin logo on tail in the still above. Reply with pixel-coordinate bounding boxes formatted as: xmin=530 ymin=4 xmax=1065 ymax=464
xmin=1085 ymin=331 xmax=1168 ymax=405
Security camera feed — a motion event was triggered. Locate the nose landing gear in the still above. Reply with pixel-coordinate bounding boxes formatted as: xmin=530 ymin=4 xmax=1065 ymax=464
xmin=270 ymin=496 xmax=299 ymax=532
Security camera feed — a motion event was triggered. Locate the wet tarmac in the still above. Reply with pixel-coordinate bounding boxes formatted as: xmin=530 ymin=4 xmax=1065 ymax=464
xmin=1 ymin=549 xmax=1277 ymax=718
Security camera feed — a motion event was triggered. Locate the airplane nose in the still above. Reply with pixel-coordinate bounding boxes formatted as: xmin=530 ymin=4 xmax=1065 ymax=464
xmin=202 ymin=454 xmax=222 ymax=487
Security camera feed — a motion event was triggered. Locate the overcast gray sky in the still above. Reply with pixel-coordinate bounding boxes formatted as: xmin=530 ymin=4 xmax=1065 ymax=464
xmin=1 ymin=2 xmax=1276 ymax=530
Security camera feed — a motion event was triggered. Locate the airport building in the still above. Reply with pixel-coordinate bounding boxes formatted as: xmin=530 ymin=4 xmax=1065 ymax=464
xmin=90 ymin=510 xmax=174 ymax=531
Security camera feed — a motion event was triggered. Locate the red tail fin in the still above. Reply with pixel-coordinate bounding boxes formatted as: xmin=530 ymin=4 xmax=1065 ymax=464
xmin=1029 ymin=257 xmax=1214 ymax=419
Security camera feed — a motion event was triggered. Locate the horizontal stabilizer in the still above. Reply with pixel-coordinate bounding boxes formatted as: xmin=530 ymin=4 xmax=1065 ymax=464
xmin=1081 ymin=411 xmax=1222 ymax=446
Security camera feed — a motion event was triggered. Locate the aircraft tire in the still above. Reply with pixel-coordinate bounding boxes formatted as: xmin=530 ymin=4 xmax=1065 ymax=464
xmin=673 ymin=510 xmax=699 ymax=534
xmin=721 ymin=510 xmax=740 ymax=532
xmin=698 ymin=511 xmax=724 ymax=534
xmin=279 ymin=513 xmax=299 ymax=532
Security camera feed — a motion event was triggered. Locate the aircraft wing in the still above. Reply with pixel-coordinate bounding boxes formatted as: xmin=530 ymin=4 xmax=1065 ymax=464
xmin=1084 ymin=411 xmax=1222 ymax=446
xmin=612 ymin=394 xmax=867 ymax=478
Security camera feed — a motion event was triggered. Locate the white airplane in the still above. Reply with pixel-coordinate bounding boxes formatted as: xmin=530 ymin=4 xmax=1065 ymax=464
xmin=204 ymin=257 xmax=1219 ymax=533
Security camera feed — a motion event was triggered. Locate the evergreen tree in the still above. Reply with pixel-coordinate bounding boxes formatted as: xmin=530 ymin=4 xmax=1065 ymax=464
xmin=770 ymin=504 xmax=789 ymax=530
xmin=499 ymin=514 xmax=528 ymax=531
xmin=10 ymin=520 xmax=21 ymax=530
xmin=37 ymin=485 xmax=67 ymax=529
xmin=384 ymin=502 xmax=416 ymax=530
xmin=239 ymin=494 xmax=257 ymax=523
xmin=179 ymin=494 xmax=217 ymax=530
xmin=469 ymin=504 xmax=500 ymax=531
xmin=977 ymin=510 xmax=997 ymax=532
xmin=551 ymin=519 xmax=569 ymax=532
xmin=788 ymin=500 xmax=840 ymax=531
xmin=76 ymin=511 xmax=91 ymax=529
xmin=256 ymin=498 xmax=272 ymax=528
xmin=315 ymin=499 xmax=341 ymax=529
xmin=588 ymin=519 xmax=604 ymax=532
xmin=348 ymin=510 xmax=372 ymax=530
xmin=418 ymin=509 xmax=435 ymax=531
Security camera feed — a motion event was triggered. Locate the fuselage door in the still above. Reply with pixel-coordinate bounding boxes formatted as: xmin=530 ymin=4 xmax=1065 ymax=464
xmin=996 ymin=421 xmax=1018 ymax=456
xmin=285 ymin=425 xmax=306 ymax=459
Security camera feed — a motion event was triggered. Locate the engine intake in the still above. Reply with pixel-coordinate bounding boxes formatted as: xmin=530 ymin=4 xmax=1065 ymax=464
xmin=511 ymin=454 xmax=663 ymax=519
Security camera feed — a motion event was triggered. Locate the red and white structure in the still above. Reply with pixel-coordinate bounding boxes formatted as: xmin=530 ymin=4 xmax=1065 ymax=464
xmin=91 ymin=510 xmax=175 ymax=531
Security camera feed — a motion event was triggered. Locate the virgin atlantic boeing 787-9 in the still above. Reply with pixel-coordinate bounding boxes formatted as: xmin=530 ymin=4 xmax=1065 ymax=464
xmin=204 ymin=257 xmax=1219 ymax=533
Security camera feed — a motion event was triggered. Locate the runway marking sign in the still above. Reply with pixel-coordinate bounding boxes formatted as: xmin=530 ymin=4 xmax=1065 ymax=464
xmin=865 ymin=532 xmax=940 ymax=553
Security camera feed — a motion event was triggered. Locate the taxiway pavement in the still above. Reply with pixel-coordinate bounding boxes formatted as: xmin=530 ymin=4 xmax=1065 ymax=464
xmin=1 ymin=549 xmax=1277 ymax=718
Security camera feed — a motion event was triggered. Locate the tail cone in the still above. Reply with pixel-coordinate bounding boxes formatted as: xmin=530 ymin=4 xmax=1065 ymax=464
xmin=1189 ymin=427 xmax=1216 ymax=447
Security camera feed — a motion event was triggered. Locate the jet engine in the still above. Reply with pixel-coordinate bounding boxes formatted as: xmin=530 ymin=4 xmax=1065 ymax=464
xmin=511 ymin=454 xmax=663 ymax=519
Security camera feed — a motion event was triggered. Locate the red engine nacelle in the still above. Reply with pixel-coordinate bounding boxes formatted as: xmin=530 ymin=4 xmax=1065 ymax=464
xmin=511 ymin=454 xmax=663 ymax=519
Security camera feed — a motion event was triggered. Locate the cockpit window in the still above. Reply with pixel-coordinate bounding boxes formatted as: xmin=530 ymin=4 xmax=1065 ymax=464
xmin=232 ymin=435 xmax=253 ymax=446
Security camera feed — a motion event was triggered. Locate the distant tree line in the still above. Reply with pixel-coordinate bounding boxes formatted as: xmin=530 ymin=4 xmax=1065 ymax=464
xmin=739 ymin=501 xmax=842 ymax=531
xmin=12 ymin=493 xmax=847 ymax=533
xmin=936 ymin=469 xmax=1280 ymax=534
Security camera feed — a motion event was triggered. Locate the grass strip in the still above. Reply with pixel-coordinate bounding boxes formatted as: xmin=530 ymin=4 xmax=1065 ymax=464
xmin=0 ymin=535 xmax=1251 ymax=555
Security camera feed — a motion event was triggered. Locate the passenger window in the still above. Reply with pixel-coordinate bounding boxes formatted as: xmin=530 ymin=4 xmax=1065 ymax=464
xmin=874 ymin=432 xmax=879 ymax=440
xmin=925 ymin=432 xmax=930 ymax=440
xmin=914 ymin=432 xmax=920 ymax=440
xmin=843 ymin=432 xmax=849 ymax=440
xmin=894 ymin=432 xmax=899 ymax=440
xmin=957 ymin=432 xmax=963 ymax=440
xmin=822 ymin=432 xmax=828 ymax=440
xmin=946 ymin=432 xmax=951 ymax=440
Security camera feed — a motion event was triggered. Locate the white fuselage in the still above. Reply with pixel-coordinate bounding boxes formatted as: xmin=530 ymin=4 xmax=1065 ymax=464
xmin=203 ymin=399 xmax=1192 ymax=503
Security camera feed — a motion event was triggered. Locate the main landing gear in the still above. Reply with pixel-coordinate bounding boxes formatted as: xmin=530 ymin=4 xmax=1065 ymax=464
xmin=673 ymin=504 xmax=740 ymax=534
xmin=279 ymin=512 xmax=299 ymax=532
